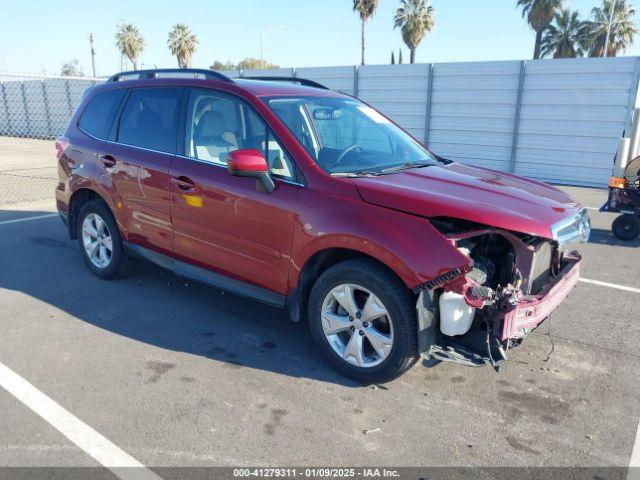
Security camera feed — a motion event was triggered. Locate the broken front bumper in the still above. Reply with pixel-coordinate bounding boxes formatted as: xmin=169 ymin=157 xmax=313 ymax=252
xmin=417 ymin=252 xmax=582 ymax=369
xmin=496 ymin=252 xmax=581 ymax=341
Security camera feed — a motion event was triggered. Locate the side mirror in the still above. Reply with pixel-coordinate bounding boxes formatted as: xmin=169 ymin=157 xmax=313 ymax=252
xmin=227 ymin=149 xmax=275 ymax=194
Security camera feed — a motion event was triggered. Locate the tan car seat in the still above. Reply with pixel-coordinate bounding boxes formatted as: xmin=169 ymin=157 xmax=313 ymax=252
xmin=193 ymin=111 xmax=238 ymax=164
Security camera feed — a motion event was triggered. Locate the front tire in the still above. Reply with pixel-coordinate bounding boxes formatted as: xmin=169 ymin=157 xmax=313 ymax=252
xmin=77 ymin=200 xmax=135 ymax=279
xmin=308 ymin=258 xmax=418 ymax=384
xmin=612 ymin=214 xmax=640 ymax=241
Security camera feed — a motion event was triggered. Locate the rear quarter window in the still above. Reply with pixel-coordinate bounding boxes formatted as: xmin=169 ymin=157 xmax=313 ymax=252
xmin=78 ymin=89 xmax=126 ymax=139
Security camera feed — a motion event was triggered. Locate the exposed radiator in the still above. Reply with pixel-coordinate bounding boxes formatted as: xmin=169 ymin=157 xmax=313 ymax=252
xmin=527 ymin=241 xmax=553 ymax=295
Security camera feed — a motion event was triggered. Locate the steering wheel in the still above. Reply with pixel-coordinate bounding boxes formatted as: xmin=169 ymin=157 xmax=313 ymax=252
xmin=334 ymin=145 xmax=364 ymax=168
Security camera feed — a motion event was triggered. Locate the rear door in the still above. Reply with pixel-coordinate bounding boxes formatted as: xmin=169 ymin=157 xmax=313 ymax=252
xmin=72 ymin=87 xmax=126 ymax=205
xmin=168 ymin=88 xmax=300 ymax=296
xmin=107 ymin=87 xmax=183 ymax=255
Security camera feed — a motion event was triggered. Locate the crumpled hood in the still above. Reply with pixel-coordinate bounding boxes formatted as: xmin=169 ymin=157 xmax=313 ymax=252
xmin=351 ymin=162 xmax=582 ymax=239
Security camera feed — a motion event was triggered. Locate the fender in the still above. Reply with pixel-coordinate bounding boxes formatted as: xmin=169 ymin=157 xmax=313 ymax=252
xmin=66 ymin=169 xmax=126 ymax=239
xmin=289 ymin=185 xmax=470 ymax=291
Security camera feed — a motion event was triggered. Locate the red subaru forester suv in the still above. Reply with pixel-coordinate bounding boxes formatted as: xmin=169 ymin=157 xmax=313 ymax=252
xmin=56 ymin=69 xmax=590 ymax=383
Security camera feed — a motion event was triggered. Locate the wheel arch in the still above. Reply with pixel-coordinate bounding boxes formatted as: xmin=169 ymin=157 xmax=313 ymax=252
xmin=68 ymin=188 xmax=113 ymax=240
xmin=286 ymin=247 xmax=415 ymax=324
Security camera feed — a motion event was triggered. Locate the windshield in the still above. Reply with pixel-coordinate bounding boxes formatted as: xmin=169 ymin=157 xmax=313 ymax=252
xmin=266 ymin=96 xmax=438 ymax=175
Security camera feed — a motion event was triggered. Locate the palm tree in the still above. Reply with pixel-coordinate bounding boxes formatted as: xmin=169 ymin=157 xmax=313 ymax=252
xmin=167 ymin=23 xmax=199 ymax=68
xmin=517 ymin=0 xmax=563 ymax=59
xmin=541 ymin=9 xmax=589 ymax=58
xmin=584 ymin=0 xmax=637 ymax=57
xmin=353 ymin=0 xmax=379 ymax=65
xmin=393 ymin=0 xmax=435 ymax=64
xmin=115 ymin=23 xmax=145 ymax=70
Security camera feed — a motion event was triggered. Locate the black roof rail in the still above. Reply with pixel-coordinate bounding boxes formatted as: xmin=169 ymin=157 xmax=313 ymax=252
xmin=107 ymin=68 xmax=233 ymax=83
xmin=241 ymin=76 xmax=329 ymax=90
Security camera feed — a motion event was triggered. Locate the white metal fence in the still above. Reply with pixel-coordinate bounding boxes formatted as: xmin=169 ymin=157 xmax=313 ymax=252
xmin=2 ymin=57 xmax=639 ymax=187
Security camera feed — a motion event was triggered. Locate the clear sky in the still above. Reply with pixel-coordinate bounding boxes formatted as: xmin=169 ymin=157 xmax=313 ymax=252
xmin=1 ymin=0 xmax=639 ymax=76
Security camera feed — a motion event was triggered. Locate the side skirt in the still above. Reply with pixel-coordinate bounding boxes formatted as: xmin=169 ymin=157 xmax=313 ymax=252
xmin=123 ymin=242 xmax=287 ymax=308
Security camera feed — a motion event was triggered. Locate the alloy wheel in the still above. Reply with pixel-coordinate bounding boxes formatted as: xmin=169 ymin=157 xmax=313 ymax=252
xmin=320 ymin=283 xmax=394 ymax=368
xmin=81 ymin=213 xmax=113 ymax=269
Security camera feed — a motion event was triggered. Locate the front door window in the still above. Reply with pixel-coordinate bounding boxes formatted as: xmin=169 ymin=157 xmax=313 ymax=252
xmin=184 ymin=89 xmax=297 ymax=181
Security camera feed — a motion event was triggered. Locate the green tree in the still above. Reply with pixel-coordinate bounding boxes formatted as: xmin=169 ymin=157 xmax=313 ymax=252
xmin=60 ymin=59 xmax=83 ymax=77
xmin=236 ymin=58 xmax=279 ymax=70
xmin=398 ymin=47 xmax=404 ymax=64
xmin=584 ymin=0 xmax=637 ymax=57
xmin=115 ymin=22 xmax=145 ymax=70
xmin=391 ymin=51 xmax=396 ymax=64
xmin=393 ymin=0 xmax=435 ymax=64
xmin=541 ymin=9 xmax=589 ymax=58
xmin=517 ymin=0 xmax=563 ymax=59
xmin=210 ymin=60 xmax=237 ymax=71
xmin=353 ymin=0 xmax=379 ymax=65
xmin=167 ymin=23 xmax=199 ymax=68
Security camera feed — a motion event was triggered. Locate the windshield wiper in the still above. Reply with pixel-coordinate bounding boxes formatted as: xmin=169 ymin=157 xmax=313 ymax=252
xmin=331 ymin=161 xmax=433 ymax=177
xmin=379 ymin=161 xmax=433 ymax=174
xmin=331 ymin=171 xmax=383 ymax=177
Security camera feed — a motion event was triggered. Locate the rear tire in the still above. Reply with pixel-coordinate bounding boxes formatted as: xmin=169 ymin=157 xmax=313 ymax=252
xmin=77 ymin=200 xmax=135 ymax=279
xmin=308 ymin=258 xmax=418 ymax=384
xmin=612 ymin=214 xmax=640 ymax=241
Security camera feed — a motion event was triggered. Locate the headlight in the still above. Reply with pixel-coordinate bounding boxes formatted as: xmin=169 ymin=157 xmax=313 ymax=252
xmin=550 ymin=208 xmax=591 ymax=247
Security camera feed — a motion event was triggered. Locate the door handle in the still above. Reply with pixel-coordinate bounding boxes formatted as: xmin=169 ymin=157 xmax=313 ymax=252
xmin=171 ymin=176 xmax=197 ymax=191
xmin=98 ymin=154 xmax=116 ymax=168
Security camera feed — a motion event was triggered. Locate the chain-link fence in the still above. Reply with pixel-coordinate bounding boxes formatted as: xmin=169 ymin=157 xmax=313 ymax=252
xmin=0 ymin=135 xmax=58 ymax=205
xmin=0 ymin=73 xmax=103 ymax=206
xmin=0 ymin=73 xmax=103 ymax=139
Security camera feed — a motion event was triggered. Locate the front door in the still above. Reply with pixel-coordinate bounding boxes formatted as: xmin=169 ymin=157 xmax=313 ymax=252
xmin=169 ymin=88 xmax=300 ymax=296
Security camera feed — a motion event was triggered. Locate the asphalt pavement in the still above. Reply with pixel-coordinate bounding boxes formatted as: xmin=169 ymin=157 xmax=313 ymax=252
xmin=0 ymin=183 xmax=638 ymax=475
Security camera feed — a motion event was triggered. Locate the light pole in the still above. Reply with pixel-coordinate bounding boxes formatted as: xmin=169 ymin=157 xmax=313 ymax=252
xmin=260 ymin=25 xmax=288 ymax=64
xmin=89 ymin=33 xmax=96 ymax=77
xmin=603 ymin=0 xmax=617 ymax=57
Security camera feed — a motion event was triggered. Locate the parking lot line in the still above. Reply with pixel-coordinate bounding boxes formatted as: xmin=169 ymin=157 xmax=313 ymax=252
xmin=579 ymin=277 xmax=640 ymax=294
xmin=0 ymin=213 xmax=58 ymax=226
xmin=0 ymin=361 xmax=163 ymax=480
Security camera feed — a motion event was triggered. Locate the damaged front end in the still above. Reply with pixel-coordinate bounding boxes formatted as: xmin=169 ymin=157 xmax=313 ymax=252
xmin=417 ymin=211 xmax=588 ymax=371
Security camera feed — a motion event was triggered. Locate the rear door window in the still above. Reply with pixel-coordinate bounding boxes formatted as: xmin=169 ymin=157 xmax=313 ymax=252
xmin=78 ymin=89 xmax=126 ymax=139
xmin=117 ymin=88 xmax=182 ymax=153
